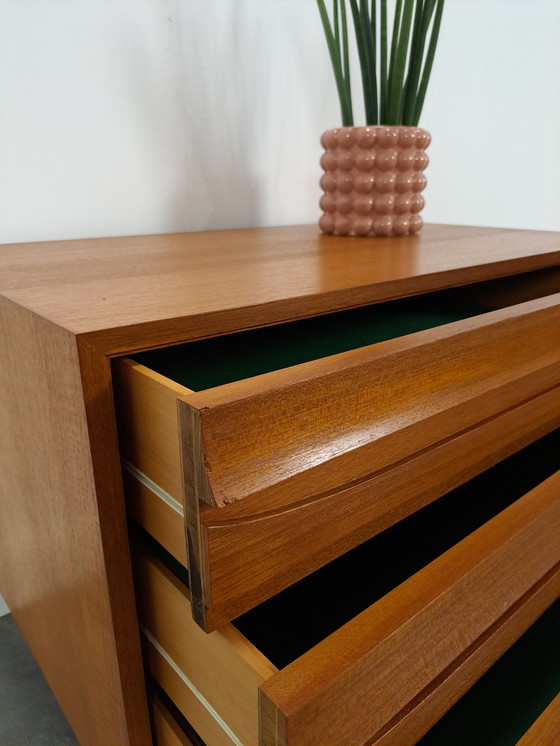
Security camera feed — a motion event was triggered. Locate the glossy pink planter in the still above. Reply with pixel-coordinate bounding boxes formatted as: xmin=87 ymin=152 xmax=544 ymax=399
xmin=319 ymin=126 xmax=431 ymax=237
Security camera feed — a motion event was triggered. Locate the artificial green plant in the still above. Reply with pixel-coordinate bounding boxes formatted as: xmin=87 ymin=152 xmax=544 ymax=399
xmin=317 ymin=0 xmax=445 ymax=127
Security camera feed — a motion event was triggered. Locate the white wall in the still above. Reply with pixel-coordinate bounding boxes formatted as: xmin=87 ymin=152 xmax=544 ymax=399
xmin=0 ymin=594 xmax=8 ymax=617
xmin=0 ymin=0 xmax=559 ymax=242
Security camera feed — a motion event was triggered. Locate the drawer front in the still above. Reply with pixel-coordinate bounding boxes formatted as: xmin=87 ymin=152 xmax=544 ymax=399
xmin=260 ymin=471 xmax=560 ymax=746
xmin=133 ymin=471 xmax=560 ymax=746
xmin=116 ymin=293 xmax=560 ymax=629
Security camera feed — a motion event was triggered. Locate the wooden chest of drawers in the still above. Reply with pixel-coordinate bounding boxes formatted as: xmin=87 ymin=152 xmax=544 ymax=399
xmin=1 ymin=224 xmax=559 ymax=745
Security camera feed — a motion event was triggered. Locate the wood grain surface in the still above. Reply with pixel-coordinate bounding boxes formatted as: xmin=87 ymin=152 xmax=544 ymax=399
xmin=516 ymin=693 xmax=560 ymax=745
xmin=145 ymin=642 xmax=238 ymax=746
xmin=2 ymin=224 xmax=559 ymax=745
xmin=2 ymin=224 xmax=559 ymax=353
xmin=0 ymin=300 xmax=150 ymax=745
xmin=259 ymin=471 xmax=560 ymax=746
xmin=122 ymin=383 xmax=560 ymax=620
xmin=182 ymin=294 xmax=560 ymax=513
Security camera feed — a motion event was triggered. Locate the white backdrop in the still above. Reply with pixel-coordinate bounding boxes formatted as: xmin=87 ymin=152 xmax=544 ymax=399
xmin=0 ymin=0 xmax=559 ymax=245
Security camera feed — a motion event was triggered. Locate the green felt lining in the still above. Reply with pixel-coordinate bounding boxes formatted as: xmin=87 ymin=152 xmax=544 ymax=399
xmin=133 ymin=291 xmax=489 ymax=391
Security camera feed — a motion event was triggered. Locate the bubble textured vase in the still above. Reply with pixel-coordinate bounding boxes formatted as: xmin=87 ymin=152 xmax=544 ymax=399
xmin=319 ymin=126 xmax=431 ymax=237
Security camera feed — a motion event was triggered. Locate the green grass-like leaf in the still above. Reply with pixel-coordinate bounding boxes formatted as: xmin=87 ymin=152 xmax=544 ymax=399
xmin=413 ymin=0 xmax=445 ymax=125
xmin=388 ymin=0 xmax=415 ymax=124
xmin=380 ymin=0 xmax=388 ymax=122
xmin=317 ymin=0 xmax=445 ymax=128
xmin=317 ymin=0 xmax=354 ymax=125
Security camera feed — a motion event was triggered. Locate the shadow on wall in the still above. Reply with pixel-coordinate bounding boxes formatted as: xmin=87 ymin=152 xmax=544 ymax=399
xmin=182 ymin=2 xmax=263 ymax=230
xmin=118 ymin=2 xmax=263 ymax=233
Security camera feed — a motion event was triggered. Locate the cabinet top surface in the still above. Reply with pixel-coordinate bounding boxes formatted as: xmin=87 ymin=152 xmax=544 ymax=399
xmin=1 ymin=223 xmax=559 ymax=354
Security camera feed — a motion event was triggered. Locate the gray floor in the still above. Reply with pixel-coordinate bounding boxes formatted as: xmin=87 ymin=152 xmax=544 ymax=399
xmin=0 ymin=614 xmax=78 ymax=745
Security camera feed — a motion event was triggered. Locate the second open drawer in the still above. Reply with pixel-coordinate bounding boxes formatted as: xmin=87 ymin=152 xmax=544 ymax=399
xmin=114 ymin=282 xmax=560 ymax=630
xmin=132 ymin=444 xmax=560 ymax=746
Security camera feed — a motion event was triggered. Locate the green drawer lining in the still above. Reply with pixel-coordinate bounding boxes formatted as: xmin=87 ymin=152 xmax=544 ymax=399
xmin=133 ymin=292 xmax=489 ymax=391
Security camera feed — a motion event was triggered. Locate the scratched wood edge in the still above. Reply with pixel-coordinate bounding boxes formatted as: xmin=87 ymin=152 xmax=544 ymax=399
xmin=516 ymin=692 xmax=560 ymax=746
xmin=258 ymin=472 xmax=560 ymax=746
xmin=177 ymin=400 xmax=217 ymax=631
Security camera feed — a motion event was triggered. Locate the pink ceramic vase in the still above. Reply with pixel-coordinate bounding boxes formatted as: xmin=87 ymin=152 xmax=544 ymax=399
xmin=318 ymin=126 xmax=431 ymax=238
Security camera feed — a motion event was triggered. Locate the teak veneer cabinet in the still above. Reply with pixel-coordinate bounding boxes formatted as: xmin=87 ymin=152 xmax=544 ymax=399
xmin=1 ymin=224 xmax=560 ymax=746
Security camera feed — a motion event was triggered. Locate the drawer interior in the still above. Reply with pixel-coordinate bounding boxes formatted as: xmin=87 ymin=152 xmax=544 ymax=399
xmin=418 ymin=597 xmax=560 ymax=746
xmin=140 ymin=293 xmax=492 ymax=392
xmin=131 ymin=268 xmax=558 ymax=391
xmin=132 ymin=292 xmax=486 ymax=391
xmin=133 ymin=428 xmax=560 ymax=746
xmin=147 ymin=428 xmax=559 ymax=669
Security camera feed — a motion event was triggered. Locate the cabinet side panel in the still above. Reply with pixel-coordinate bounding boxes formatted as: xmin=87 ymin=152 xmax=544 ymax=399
xmin=0 ymin=298 xmax=149 ymax=745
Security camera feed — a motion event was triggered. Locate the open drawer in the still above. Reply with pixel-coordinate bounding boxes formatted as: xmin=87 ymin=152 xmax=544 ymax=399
xmin=148 ymin=601 xmax=560 ymax=746
xmin=131 ymin=441 xmax=560 ymax=746
xmin=114 ymin=276 xmax=560 ymax=630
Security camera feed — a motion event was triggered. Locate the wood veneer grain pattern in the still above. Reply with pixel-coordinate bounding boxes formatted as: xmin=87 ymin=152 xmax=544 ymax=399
xmin=259 ymin=472 xmax=560 ymax=746
xmin=375 ymin=567 xmax=560 ymax=746
xmin=1 ymin=224 xmax=560 ymax=745
xmin=0 ymin=299 xmax=150 ymax=745
xmin=146 ymin=644 xmax=237 ymax=746
xmin=1 ymin=225 xmax=559 ymax=352
xmin=183 ymin=295 xmax=560 ymax=514
xmin=199 ymin=386 xmax=560 ymax=625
